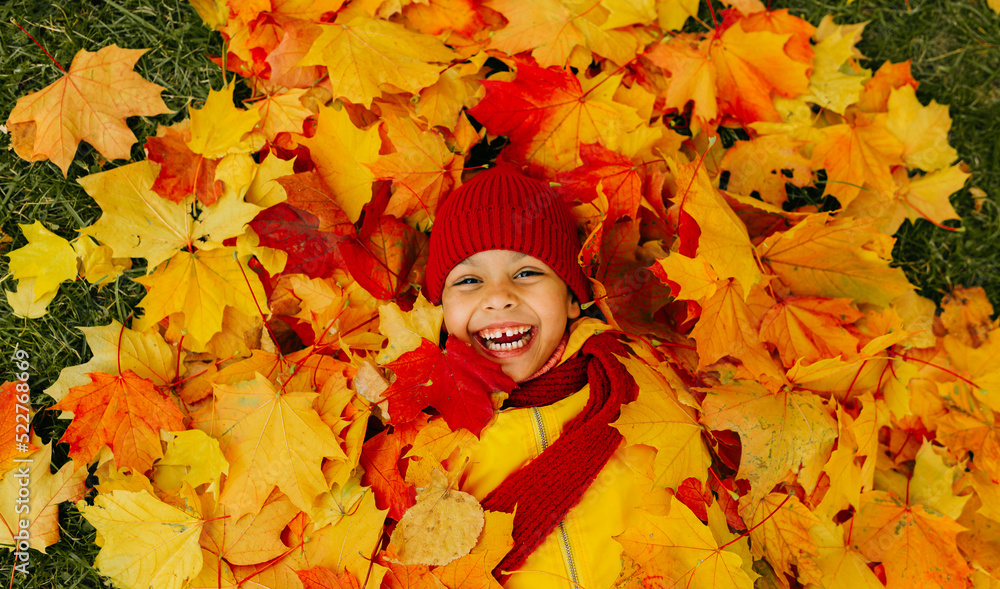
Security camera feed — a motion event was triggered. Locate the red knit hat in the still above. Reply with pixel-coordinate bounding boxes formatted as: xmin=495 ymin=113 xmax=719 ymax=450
xmin=426 ymin=162 xmax=590 ymax=305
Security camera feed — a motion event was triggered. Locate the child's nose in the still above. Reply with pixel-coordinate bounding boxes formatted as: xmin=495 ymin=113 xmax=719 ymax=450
xmin=482 ymin=282 xmax=518 ymax=310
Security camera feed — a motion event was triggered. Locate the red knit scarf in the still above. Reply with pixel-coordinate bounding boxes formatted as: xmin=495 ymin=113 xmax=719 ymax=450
xmin=481 ymin=332 xmax=638 ymax=580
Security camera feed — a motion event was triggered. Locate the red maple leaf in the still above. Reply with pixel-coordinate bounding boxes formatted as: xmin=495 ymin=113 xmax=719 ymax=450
xmin=145 ymin=123 xmax=222 ymax=205
xmin=249 ymin=203 xmax=347 ymax=278
xmin=359 ymin=420 xmax=423 ymax=521
xmin=382 ymin=338 xmax=516 ymax=436
xmin=556 ymin=143 xmax=644 ymax=224
xmin=337 ymin=194 xmax=427 ymax=300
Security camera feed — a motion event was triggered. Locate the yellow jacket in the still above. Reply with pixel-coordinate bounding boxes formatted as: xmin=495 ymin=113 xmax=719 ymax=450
xmin=455 ymin=318 xmax=647 ymax=589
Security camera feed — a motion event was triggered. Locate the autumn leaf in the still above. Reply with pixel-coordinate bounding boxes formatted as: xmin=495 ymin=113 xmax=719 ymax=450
xmin=152 ymin=429 xmax=229 ymax=493
xmin=720 ymin=134 xmax=813 ymax=207
xmin=6 ymin=45 xmax=169 ymax=175
xmin=850 ymin=490 xmax=972 ymax=589
xmin=51 ymin=371 xmax=184 ymax=472
xmin=300 ymin=105 xmax=382 ymax=223
xmin=145 ymin=119 xmax=222 ymax=205
xmin=360 ymin=427 xmax=417 ymax=521
xmin=615 ymin=495 xmax=754 ymax=589
xmin=132 ymin=247 xmax=269 ymax=349
xmin=297 ymin=566 xmax=362 ymax=589
xmin=382 ymin=338 xmax=516 ymax=436
xmin=367 ymin=111 xmax=460 ymax=225
xmin=758 ymin=297 xmax=863 ymax=368
xmin=301 ymin=12 xmax=457 ymax=107
xmin=758 ymin=214 xmax=914 ymax=307
xmin=688 ymin=280 xmax=785 ymax=387
xmin=201 ymin=491 xmax=299 ymax=565
xmin=669 ymin=158 xmax=762 ymax=296
xmin=249 ymin=202 xmax=347 ymax=278
xmin=337 ymin=206 xmax=428 ymax=301
xmin=556 ymin=143 xmax=644 ymax=224
xmin=611 ymin=354 xmax=711 ymax=489
xmin=391 ymin=469 xmax=485 ymax=566
xmin=5 ymin=221 xmax=78 ymax=301
xmin=81 ymin=489 xmax=204 ymax=589
xmin=0 ymin=444 xmax=86 ymax=551
xmin=468 ymin=64 xmax=648 ymax=174
xmin=700 ymin=381 xmax=838 ymax=508
xmin=44 ymin=320 xmax=180 ymax=404
xmin=205 ymin=373 xmax=346 ymax=516
xmin=486 ymin=0 xmax=641 ymax=67
xmin=377 ymin=294 xmax=444 ymax=364
xmin=78 ymin=159 xmax=261 ymax=270
xmin=810 ymin=110 xmax=904 ymax=208
xmin=740 ymin=493 xmax=823 ymax=584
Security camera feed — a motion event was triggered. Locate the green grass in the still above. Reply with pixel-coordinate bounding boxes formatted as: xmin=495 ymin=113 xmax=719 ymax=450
xmin=1 ymin=0 xmax=998 ymax=586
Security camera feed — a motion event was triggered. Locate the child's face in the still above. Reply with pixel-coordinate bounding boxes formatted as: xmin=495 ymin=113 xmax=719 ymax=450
xmin=441 ymin=250 xmax=581 ymax=382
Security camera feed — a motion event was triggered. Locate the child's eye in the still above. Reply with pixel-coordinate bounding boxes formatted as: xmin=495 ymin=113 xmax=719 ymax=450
xmin=452 ymin=277 xmax=480 ymax=286
xmin=515 ymin=269 xmax=543 ymax=279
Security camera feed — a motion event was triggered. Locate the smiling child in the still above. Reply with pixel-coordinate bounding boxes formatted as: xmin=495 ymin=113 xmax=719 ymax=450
xmin=423 ymin=161 xmax=644 ymax=588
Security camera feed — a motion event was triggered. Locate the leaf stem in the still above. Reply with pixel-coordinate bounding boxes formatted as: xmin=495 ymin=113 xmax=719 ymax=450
xmin=719 ymin=493 xmax=791 ymax=550
xmin=12 ymin=19 xmax=66 ymax=73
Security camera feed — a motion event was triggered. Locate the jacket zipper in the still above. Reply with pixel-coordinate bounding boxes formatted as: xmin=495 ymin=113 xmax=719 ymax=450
xmin=530 ymin=408 xmax=581 ymax=588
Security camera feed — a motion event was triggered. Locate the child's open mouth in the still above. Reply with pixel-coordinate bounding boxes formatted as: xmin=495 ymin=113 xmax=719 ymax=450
xmin=475 ymin=325 xmax=535 ymax=351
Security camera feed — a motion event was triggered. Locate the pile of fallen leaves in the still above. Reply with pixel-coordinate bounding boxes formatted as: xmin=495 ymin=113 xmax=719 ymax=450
xmin=3 ymin=0 xmax=998 ymax=587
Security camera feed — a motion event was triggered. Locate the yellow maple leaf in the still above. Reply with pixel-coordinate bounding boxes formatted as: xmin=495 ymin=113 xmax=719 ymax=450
xmin=656 ymin=0 xmax=700 ymax=31
xmin=301 ymin=12 xmax=457 ymax=107
xmin=811 ymin=110 xmax=904 ymax=207
xmin=207 ymin=373 xmax=345 ymax=516
xmin=277 ymin=479 xmax=389 ymax=586
xmin=615 ymin=496 xmax=754 ymax=589
xmin=300 ymin=105 xmax=382 ymax=223
xmin=669 ymin=158 xmax=762 ymax=296
xmin=851 ymin=490 xmax=971 ymax=589
xmin=487 ymin=0 xmax=641 ymax=67
xmin=0 ymin=444 xmax=86 ymax=552
xmin=758 ymin=297 xmax=863 ymax=368
xmin=6 ymin=45 xmax=169 ymax=175
xmin=416 ymin=60 xmax=487 ymax=129
xmin=688 ymin=280 xmax=786 ymax=387
xmin=367 ymin=111 xmax=460 ymax=226
xmin=700 ymin=381 xmax=838 ymax=507
xmin=201 ymin=491 xmax=300 ymax=566
xmin=376 ymin=293 xmax=444 ymax=364
xmin=152 ymin=429 xmax=229 ymax=494
xmin=187 ymin=83 xmax=264 ymax=158
xmin=43 ymin=320 xmax=180 ymax=404
xmin=719 ymin=134 xmax=813 ymax=207
xmin=886 ymin=85 xmax=958 ymax=172
xmin=650 ymin=252 xmax=719 ymax=302
xmin=6 ymin=221 xmax=77 ymax=301
xmin=758 ymin=214 xmax=914 ymax=308
xmin=255 ymin=88 xmax=314 ymax=144
xmin=804 ymin=21 xmax=871 ymax=114
xmin=79 ymin=158 xmax=261 ymax=269
xmin=71 ymin=235 xmax=132 ymax=288
xmin=611 ymin=355 xmax=711 ymax=489
xmin=739 ymin=492 xmax=823 ymax=584
xmin=132 ymin=247 xmax=268 ymax=348
xmin=895 ymin=164 xmax=967 ymax=228
xmin=81 ymin=489 xmax=204 ymax=589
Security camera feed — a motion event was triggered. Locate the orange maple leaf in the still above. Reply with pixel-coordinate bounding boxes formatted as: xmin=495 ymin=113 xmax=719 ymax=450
xmin=851 ymin=490 xmax=972 ymax=589
xmin=468 ymin=64 xmax=646 ymax=174
xmin=52 ymin=370 xmax=185 ymax=472
xmin=6 ymin=45 xmax=170 ymax=175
